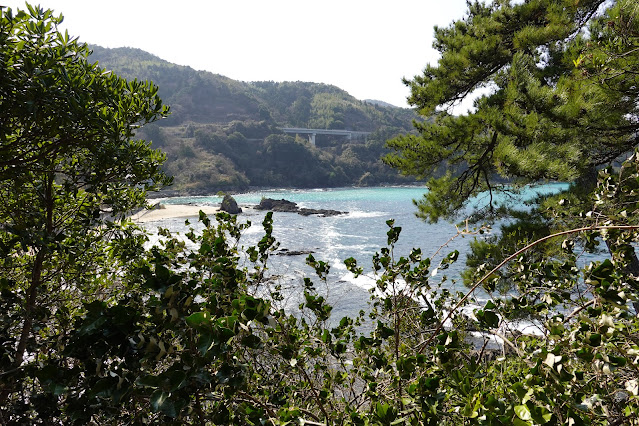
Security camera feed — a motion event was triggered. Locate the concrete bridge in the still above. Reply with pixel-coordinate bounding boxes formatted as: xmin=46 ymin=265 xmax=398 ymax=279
xmin=281 ymin=127 xmax=371 ymax=146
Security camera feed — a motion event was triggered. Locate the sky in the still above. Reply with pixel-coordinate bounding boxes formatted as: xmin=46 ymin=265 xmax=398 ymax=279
xmin=4 ymin=0 xmax=471 ymax=108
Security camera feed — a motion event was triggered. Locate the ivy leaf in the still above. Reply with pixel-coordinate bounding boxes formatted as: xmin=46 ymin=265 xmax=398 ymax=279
xmin=544 ymin=353 xmax=562 ymax=369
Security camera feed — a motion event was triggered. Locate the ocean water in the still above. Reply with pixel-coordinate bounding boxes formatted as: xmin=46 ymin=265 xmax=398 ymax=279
xmin=144 ymin=184 xmax=569 ymax=319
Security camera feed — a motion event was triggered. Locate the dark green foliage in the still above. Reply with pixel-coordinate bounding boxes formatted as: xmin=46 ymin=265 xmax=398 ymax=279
xmin=0 ymin=4 xmax=169 ymax=421
xmin=6 ymin=195 xmax=639 ymax=423
xmin=385 ymin=0 xmax=639 ymax=299
xmin=386 ymin=0 xmax=639 ymax=223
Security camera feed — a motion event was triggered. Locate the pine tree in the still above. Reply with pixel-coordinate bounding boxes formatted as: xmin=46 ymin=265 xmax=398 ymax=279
xmin=386 ymin=0 xmax=639 ymax=223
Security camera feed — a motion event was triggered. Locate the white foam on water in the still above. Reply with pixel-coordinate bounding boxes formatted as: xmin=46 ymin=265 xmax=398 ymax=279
xmin=338 ymin=272 xmax=378 ymax=290
xmin=327 ymin=258 xmax=345 ymax=271
xmin=338 ymin=271 xmax=415 ymax=295
xmin=148 ymin=197 xmax=169 ymax=204
xmin=242 ymin=224 xmax=267 ymax=236
xmin=346 ymin=210 xmax=387 ymax=219
xmin=439 ymin=303 xmax=546 ymax=341
xmin=330 ymin=244 xmax=376 ymax=253
xmin=511 ymin=320 xmax=545 ymax=336
xmin=467 ymin=332 xmax=505 ymax=350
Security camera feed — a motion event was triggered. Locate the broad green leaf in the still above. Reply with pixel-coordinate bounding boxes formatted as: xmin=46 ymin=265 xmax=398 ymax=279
xmin=136 ymin=375 xmax=161 ymax=388
xmin=165 ymin=370 xmax=187 ymax=392
xmin=241 ymin=334 xmax=262 ymax=349
xmin=198 ymin=330 xmax=214 ymax=355
xmin=150 ymin=390 xmax=170 ymax=412
xmin=476 ymin=309 xmax=500 ymax=328
xmin=186 ymin=312 xmax=211 ymax=327
xmin=588 ymin=333 xmax=602 ymax=347
xmin=531 ymin=405 xmax=553 ymax=424
xmin=515 ymin=404 xmax=532 ymax=421
xmin=87 ymin=379 xmax=113 ymax=398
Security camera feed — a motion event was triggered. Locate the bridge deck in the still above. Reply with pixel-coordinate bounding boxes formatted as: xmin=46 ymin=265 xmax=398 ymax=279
xmin=281 ymin=127 xmax=371 ymax=137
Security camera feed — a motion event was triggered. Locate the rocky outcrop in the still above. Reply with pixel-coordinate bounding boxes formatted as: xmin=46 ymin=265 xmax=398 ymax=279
xmin=255 ymin=198 xmax=298 ymax=212
xmin=276 ymin=248 xmax=314 ymax=256
xmin=220 ymin=194 xmax=242 ymax=214
xmin=298 ymin=208 xmax=345 ymax=217
xmin=255 ymin=198 xmax=346 ymax=217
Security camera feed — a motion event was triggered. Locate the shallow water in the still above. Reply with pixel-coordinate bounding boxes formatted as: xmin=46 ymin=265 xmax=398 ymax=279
xmin=143 ymin=184 xmax=570 ymax=319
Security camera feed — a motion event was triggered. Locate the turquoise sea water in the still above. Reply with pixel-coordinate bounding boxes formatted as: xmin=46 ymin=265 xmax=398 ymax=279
xmin=145 ymin=184 xmax=569 ymax=319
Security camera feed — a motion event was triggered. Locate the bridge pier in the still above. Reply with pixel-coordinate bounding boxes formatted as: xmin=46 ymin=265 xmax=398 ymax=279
xmin=308 ymin=133 xmax=316 ymax=146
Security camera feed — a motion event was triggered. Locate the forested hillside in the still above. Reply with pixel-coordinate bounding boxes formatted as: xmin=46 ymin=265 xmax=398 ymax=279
xmin=89 ymin=46 xmax=420 ymax=193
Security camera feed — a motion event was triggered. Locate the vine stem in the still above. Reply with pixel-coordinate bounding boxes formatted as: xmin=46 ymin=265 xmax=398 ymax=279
xmin=417 ymin=224 xmax=639 ymax=354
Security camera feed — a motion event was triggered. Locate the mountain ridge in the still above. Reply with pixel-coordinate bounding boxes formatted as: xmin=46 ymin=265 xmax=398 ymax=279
xmin=88 ymin=46 xmax=421 ymax=193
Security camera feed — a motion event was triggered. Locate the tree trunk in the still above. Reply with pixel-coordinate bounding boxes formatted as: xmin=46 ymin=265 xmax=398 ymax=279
xmin=14 ymin=172 xmax=54 ymax=366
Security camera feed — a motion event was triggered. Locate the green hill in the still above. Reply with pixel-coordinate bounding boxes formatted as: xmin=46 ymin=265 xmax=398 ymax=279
xmin=89 ymin=46 xmax=420 ymax=193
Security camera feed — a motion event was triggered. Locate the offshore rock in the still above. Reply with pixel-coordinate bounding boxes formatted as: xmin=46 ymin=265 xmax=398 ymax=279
xmin=255 ymin=198 xmax=347 ymax=217
xmin=220 ymin=194 xmax=242 ymax=214
xmin=298 ymin=208 xmax=346 ymax=217
xmin=276 ymin=248 xmax=315 ymax=256
xmin=255 ymin=198 xmax=298 ymax=212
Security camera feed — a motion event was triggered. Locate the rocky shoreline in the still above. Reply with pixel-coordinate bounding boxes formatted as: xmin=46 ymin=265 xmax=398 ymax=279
xmin=133 ymin=195 xmax=349 ymax=223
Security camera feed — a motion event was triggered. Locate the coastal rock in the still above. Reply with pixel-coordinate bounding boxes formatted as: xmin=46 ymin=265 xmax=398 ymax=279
xmin=276 ymin=248 xmax=314 ymax=256
xmin=255 ymin=198 xmax=347 ymax=217
xmin=255 ymin=198 xmax=298 ymax=212
xmin=298 ymin=208 xmax=345 ymax=217
xmin=220 ymin=194 xmax=242 ymax=214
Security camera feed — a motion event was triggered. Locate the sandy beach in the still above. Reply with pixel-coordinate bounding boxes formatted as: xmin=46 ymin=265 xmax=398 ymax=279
xmin=130 ymin=204 xmax=220 ymax=223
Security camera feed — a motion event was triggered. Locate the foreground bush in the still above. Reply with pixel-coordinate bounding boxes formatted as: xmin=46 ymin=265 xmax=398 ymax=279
xmin=3 ymin=185 xmax=637 ymax=423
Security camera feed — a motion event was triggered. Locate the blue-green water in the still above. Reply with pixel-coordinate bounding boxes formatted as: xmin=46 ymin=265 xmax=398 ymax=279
xmin=146 ymin=184 xmax=569 ymax=318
